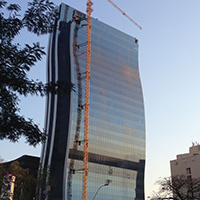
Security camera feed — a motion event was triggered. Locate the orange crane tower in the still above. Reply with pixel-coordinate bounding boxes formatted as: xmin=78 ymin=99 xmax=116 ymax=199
xmin=83 ymin=1 xmax=93 ymax=200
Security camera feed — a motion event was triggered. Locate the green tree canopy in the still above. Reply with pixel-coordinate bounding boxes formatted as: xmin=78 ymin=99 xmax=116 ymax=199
xmin=0 ymin=161 xmax=37 ymax=200
xmin=0 ymin=0 xmax=73 ymax=146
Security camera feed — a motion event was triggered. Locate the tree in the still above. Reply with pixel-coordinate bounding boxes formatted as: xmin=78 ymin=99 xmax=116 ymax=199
xmin=150 ymin=176 xmax=200 ymax=200
xmin=0 ymin=0 xmax=73 ymax=146
xmin=0 ymin=161 xmax=38 ymax=200
xmin=0 ymin=157 xmax=5 ymax=192
xmin=0 ymin=158 xmax=55 ymax=200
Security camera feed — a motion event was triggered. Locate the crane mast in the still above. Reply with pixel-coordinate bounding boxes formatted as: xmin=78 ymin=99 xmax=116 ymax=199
xmin=83 ymin=1 xmax=93 ymax=200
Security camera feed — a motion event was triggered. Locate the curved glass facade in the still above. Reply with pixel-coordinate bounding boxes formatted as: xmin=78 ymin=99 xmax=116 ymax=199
xmin=40 ymin=3 xmax=145 ymax=200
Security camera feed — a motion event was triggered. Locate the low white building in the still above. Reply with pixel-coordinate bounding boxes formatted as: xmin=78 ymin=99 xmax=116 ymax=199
xmin=170 ymin=144 xmax=200 ymax=179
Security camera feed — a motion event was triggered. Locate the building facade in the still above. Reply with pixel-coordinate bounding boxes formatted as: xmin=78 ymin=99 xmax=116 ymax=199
xmin=40 ymin=3 xmax=145 ymax=200
xmin=170 ymin=144 xmax=200 ymax=179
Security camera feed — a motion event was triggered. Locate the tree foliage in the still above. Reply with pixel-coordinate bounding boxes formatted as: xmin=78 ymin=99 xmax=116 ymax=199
xmin=0 ymin=161 xmax=38 ymax=200
xmin=0 ymin=159 xmax=55 ymax=200
xmin=150 ymin=176 xmax=200 ymax=200
xmin=0 ymin=0 xmax=73 ymax=146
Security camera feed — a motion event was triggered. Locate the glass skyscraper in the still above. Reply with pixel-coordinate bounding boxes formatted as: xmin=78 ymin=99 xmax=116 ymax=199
xmin=40 ymin=3 xmax=145 ymax=200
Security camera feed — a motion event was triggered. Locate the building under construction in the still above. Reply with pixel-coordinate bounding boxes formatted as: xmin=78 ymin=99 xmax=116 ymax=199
xmin=40 ymin=3 xmax=145 ymax=200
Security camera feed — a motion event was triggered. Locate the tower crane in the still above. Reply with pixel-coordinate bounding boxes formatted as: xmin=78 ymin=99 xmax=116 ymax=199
xmin=83 ymin=1 xmax=92 ymax=200
xmin=82 ymin=1 xmax=141 ymax=200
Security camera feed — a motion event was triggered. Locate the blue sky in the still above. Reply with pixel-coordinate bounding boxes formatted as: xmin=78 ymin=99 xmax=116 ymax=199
xmin=1 ymin=0 xmax=200 ymax=199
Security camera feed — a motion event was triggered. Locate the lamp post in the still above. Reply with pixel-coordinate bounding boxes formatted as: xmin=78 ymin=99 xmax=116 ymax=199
xmin=92 ymin=180 xmax=111 ymax=200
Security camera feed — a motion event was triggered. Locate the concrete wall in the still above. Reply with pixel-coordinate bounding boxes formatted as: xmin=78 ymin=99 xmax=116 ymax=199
xmin=170 ymin=144 xmax=200 ymax=178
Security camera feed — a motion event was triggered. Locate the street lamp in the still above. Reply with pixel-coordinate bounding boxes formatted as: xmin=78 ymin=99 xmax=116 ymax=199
xmin=92 ymin=179 xmax=111 ymax=200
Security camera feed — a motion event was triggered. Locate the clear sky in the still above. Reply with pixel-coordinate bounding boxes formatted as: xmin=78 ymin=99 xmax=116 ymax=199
xmin=1 ymin=0 xmax=200 ymax=199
